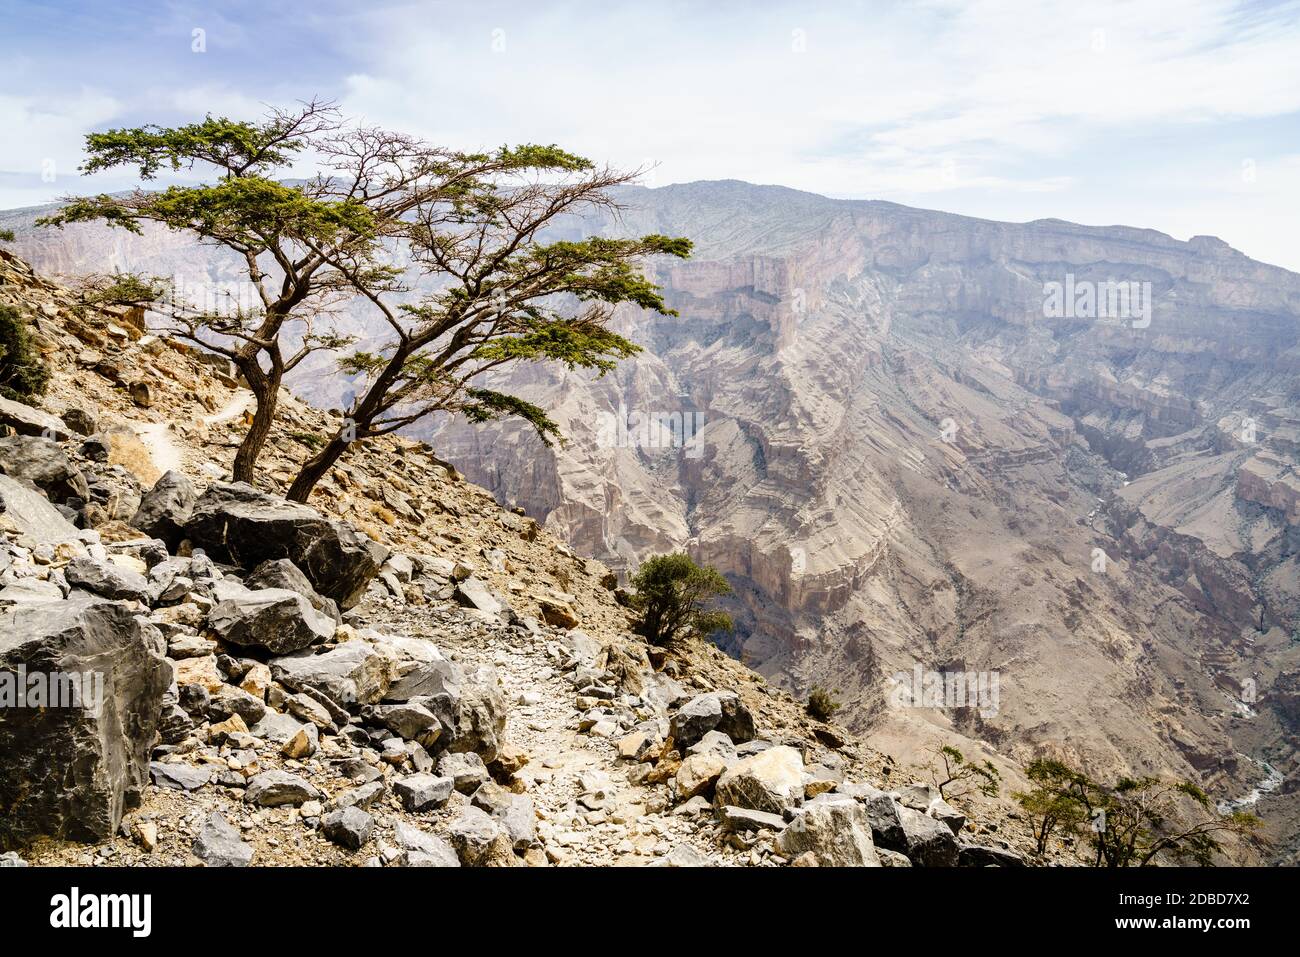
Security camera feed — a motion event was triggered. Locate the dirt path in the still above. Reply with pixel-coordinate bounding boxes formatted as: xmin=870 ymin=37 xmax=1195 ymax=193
xmin=367 ymin=598 xmax=745 ymax=866
xmin=132 ymin=389 xmax=255 ymax=477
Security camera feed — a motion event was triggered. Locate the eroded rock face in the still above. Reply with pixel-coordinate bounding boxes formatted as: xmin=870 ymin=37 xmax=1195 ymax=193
xmin=185 ymin=482 xmax=387 ymax=609
xmin=412 ymin=181 xmax=1300 ymax=810
xmin=0 ymin=594 xmax=170 ymax=847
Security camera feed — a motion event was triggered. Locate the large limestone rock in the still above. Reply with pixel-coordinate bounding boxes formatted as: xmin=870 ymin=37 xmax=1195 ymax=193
xmin=392 ymin=821 xmax=459 ymax=867
xmin=441 ymin=664 xmax=508 ymax=763
xmin=185 ymin=482 xmax=388 ymax=609
xmin=777 ymin=800 xmax=881 ymax=866
xmin=64 ymin=557 xmax=149 ymax=603
xmin=670 ymin=691 xmax=756 ymax=749
xmin=207 ymin=585 xmax=336 ymax=655
xmin=193 ymin=811 xmax=253 ymax=867
xmin=447 ymin=805 xmax=516 ymax=867
xmin=244 ymin=558 xmax=340 ymax=623
xmin=0 ymin=474 xmax=80 ymax=545
xmin=0 ymin=434 xmax=87 ymax=504
xmin=896 ymin=805 xmax=960 ymax=867
xmin=270 ymin=641 xmax=394 ymax=709
xmin=0 ymin=594 xmax=170 ymax=847
xmin=713 ymin=744 xmax=804 ymax=814
xmin=130 ymin=470 xmax=195 ymax=549
xmin=0 ymin=396 xmax=72 ymax=440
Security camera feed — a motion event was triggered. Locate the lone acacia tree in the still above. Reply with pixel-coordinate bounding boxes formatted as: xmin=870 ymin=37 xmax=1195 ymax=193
xmin=41 ymin=104 xmax=683 ymax=495
xmin=39 ymin=101 xmax=363 ymax=483
xmin=281 ymin=136 xmax=690 ymax=501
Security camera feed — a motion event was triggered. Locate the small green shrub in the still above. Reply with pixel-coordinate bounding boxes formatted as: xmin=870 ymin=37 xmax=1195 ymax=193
xmin=807 ymin=686 xmax=841 ymax=722
xmin=0 ymin=305 xmax=50 ymax=401
xmin=630 ymin=552 xmax=732 ymax=647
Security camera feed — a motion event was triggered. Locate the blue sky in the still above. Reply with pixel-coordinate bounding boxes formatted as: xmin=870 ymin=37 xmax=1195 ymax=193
xmin=3 ymin=0 xmax=1299 ymax=269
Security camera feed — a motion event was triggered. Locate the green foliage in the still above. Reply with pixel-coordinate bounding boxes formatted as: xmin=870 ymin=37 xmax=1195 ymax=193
xmin=78 ymin=114 xmax=316 ymax=179
xmin=289 ymin=431 xmax=325 ymax=449
xmin=37 ymin=100 xmax=691 ymax=498
xmin=0 ymin=305 xmax=50 ymax=401
xmin=0 ymin=228 xmax=14 ymax=242
xmin=629 ymin=553 xmax=733 ymax=647
xmin=1013 ymin=757 xmax=1261 ymax=866
xmin=470 ymin=318 xmax=641 ymax=375
xmin=927 ymin=744 xmax=1001 ymax=799
xmin=807 ymin=686 xmax=842 ymax=722
xmin=1014 ymin=758 xmax=1090 ymax=856
xmin=43 ymin=178 xmax=373 ymax=247
xmin=76 ymin=272 xmax=170 ymax=308
xmin=461 ymin=389 xmax=562 ymax=446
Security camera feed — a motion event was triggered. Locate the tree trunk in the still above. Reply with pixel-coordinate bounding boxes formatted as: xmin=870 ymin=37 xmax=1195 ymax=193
xmin=286 ymin=434 xmax=350 ymax=503
xmin=230 ymin=358 xmax=279 ymax=485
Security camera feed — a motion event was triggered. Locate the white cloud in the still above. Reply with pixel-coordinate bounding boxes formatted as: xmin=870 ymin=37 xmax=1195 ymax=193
xmin=0 ymin=88 xmax=123 ymax=203
xmin=2 ymin=0 xmax=1298 ymax=268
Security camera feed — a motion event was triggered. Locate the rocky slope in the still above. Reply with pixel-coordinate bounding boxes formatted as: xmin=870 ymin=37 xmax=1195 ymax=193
xmin=7 ymin=175 xmax=1295 ymax=859
xmin=0 ymin=247 xmax=1040 ymax=868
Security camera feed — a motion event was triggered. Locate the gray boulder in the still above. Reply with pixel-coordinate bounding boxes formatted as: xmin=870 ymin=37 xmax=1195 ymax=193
xmin=130 ymin=471 xmax=195 ymax=549
xmin=149 ymin=761 xmax=211 ymax=792
xmin=375 ymin=701 xmax=441 ymax=747
xmin=454 ymin=576 xmax=502 ymax=615
xmin=207 ymin=586 xmax=336 ymax=655
xmin=438 ymin=751 xmax=489 ymax=794
xmin=193 ymin=811 xmax=253 ymax=867
xmin=393 ymin=773 xmax=454 ymax=812
xmin=717 ymin=805 xmax=786 ymax=832
xmin=0 ymin=396 xmax=72 ymax=440
xmin=321 ymin=806 xmax=373 ymax=850
xmin=713 ymin=745 xmax=804 ymax=814
xmin=439 ymin=665 xmax=506 ymax=762
xmin=270 ymin=641 xmax=394 ymax=709
xmin=65 ymin=557 xmax=149 ymax=603
xmin=0 ymin=474 xmax=80 ymax=546
xmin=837 ymin=781 xmax=907 ymax=850
xmin=245 ymin=558 xmax=340 ymax=623
xmin=958 ymin=840 xmax=1026 ymax=867
xmin=0 ymin=578 xmax=64 ymax=604
xmin=897 ymin=805 xmax=960 ymax=867
xmin=471 ymin=782 xmax=536 ymax=850
xmin=0 ymin=594 xmax=169 ymax=846
xmin=777 ymin=801 xmax=881 ymax=866
xmin=671 ymin=691 xmax=755 ymax=749
xmin=244 ymin=770 xmax=320 ymax=807
xmin=0 ymin=435 xmax=87 ymax=504
xmin=392 ymin=821 xmax=459 ymax=867
xmin=185 ymin=482 xmax=388 ymax=609
xmin=447 ymin=805 xmax=515 ymax=867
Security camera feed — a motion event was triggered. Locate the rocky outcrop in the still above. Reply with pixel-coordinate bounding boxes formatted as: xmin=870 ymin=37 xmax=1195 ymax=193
xmin=0 ymin=594 xmax=170 ymax=847
xmin=185 ymin=482 xmax=388 ymax=609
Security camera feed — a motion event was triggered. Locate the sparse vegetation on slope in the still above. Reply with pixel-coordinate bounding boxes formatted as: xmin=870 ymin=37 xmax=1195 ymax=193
xmin=629 ymin=552 xmax=733 ymax=647
xmin=0 ymin=304 xmax=49 ymax=401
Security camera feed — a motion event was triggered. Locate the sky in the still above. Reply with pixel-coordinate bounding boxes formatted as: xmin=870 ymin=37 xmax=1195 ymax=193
xmin=2 ymin=0 xmax=1299 ymax=269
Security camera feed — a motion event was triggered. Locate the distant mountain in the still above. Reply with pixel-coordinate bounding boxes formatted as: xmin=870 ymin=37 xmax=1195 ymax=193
xmin=7 ymin=180 xmax=1300 ymax=860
